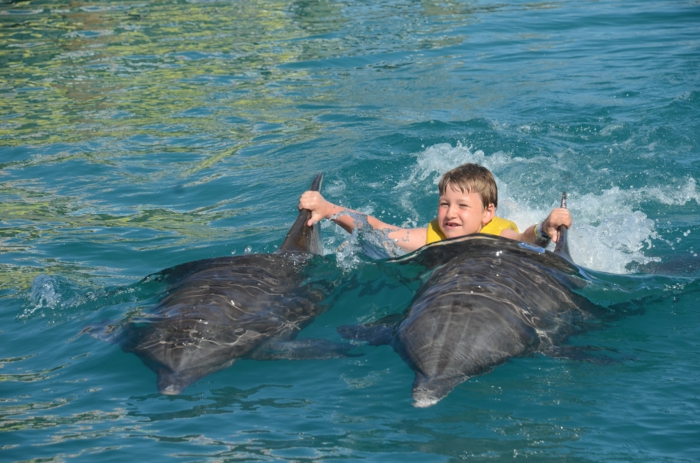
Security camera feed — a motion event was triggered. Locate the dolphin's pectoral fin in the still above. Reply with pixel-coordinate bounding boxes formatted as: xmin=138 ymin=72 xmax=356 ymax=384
xmin=336 ymin=315 xmax=398 ymax=346
xmin=247 ymin=337 xmax=362 ymax=361
xmin=604 ymin=298 xmax=648 ymax=319
xmin=542 ymin=345 xmax=624 ymax=363
xmin=84 ymin=319 xmax=126 ymax=344
xmin=411 ymin=373 xmax=467 ymax=408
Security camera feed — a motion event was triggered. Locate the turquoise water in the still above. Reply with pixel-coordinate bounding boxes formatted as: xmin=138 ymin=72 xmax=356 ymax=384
xmin=2 ymin=0 xmax=699 ymax=460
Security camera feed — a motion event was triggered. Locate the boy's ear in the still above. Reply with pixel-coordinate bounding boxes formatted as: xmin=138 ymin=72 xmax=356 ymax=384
xmin=481 ymin=203 xmax=496 ymax=225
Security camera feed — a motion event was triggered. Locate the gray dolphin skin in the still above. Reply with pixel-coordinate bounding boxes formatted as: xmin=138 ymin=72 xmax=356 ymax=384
xmin=338 ymin=193 xmax=602 ymax=408
xmin=98 ymin=173 xmax=356 ymax=395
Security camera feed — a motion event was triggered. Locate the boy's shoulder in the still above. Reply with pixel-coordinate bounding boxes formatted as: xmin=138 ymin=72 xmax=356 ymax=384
xmin=482 ymin=216 xmax=519 ymax=236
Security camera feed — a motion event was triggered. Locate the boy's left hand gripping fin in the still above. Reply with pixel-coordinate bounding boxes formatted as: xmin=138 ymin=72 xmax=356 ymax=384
xmin=277 ymin=173 xmax=324 ymax=255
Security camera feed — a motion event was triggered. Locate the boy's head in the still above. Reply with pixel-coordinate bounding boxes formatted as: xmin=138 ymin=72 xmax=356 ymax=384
xmin=438 ymin=163 xmax=498 ymax=209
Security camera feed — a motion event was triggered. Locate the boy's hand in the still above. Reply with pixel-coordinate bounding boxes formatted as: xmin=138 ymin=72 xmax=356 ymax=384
xmin=299 ymin=191 xmax=334 ymax=227
xmin=542 ymin=208 xmax=572 ymax=243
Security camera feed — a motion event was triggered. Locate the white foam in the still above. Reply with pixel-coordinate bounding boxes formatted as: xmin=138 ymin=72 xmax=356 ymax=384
xmin=396 ymin=142 xmax=693 ymax=274
xmin=395 ymin=142 xmax=516 ymax=189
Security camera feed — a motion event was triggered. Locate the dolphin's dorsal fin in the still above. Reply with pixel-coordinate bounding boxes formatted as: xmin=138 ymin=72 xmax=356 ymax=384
xmin=277 ymin=173 xmax=324 ymax=254
xmin=553 ymin=191 xmax=573 ymax=263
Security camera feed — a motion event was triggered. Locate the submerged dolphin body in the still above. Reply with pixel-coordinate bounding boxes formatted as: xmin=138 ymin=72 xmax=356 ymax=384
xmin=96 ymin=173 xmax=355 ymax=395
xmin=339 ymin=194 xmax=605 ymax=407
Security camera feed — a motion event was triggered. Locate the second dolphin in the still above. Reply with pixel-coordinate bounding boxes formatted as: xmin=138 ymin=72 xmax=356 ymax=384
xmin=93 ymin=173 xmax=356 ymax=394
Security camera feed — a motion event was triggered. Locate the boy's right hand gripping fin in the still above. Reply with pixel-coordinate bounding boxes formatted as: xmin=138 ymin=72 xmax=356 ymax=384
xmin=554 ymin=191 xmax=573 ymax=263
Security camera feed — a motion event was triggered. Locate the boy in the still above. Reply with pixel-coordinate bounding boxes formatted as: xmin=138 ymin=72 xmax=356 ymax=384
xmin=298 ymin=163 xmax=571 ymax=253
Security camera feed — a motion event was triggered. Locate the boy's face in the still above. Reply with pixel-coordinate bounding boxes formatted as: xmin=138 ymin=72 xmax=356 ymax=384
xmin=437 ymin=184 xmax=495 ymax=239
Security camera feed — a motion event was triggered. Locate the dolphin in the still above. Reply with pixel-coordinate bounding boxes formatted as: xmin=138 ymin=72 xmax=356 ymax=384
xmin=338 ymin=193 xmax=607 ymax=407
xmin=94 ymin=173 xmax=356 ymax=395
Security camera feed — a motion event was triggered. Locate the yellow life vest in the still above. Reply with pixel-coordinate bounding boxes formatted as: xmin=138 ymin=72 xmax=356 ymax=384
xmin=426 ymin=217 xmax=519 ymax=244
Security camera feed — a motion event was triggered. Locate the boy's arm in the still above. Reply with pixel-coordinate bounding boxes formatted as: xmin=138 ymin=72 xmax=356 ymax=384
xmin=385 ymin=227 xmax=428 ymax=253
xmin=299 ymin=191 xmax=427 ymax=252
xmin=500 ymin=208 xmax=571 ymax=245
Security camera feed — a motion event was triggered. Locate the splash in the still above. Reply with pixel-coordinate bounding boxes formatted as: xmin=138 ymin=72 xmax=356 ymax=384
xmin=398 ymin=142 xmax=675 ymax=274
xmin=20 ymin=274 xmax=91 ymax=321
xmin=395 ymin=142 xmax=504 ymax=188
xmin=19 ymin=274 xmax=142 ymax=323
xmin=332 ymin=211 xmax=405 ymax=271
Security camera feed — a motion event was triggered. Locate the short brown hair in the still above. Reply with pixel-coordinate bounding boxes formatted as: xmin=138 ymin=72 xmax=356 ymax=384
xmin=438 ymin=163 xmax=498 ymax=208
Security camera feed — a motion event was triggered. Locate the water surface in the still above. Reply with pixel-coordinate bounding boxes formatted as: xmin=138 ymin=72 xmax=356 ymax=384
xmin=2 ymin=0 xmax=699 ymax=461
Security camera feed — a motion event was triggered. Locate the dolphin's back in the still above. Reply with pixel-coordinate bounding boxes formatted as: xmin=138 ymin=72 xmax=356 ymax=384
xmin=395 ymin=238 xmax=588 ymax=407
xmin=339 ymin=227 xmax=593 ymax=407
xmin=120 ymin=254 xmax=320 ymax=394
xmin=278 ymin=173 xmax=323 ymax=255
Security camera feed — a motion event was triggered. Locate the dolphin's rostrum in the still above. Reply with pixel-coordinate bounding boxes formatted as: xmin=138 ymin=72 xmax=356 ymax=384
xmin=94 ymin=173 xmax=357 ymax=395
